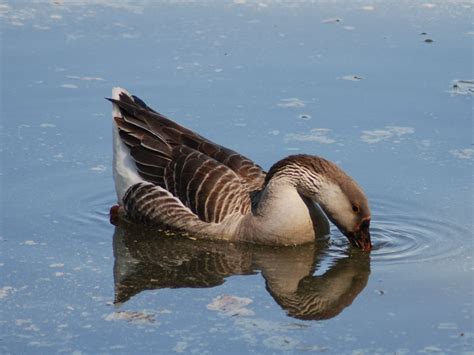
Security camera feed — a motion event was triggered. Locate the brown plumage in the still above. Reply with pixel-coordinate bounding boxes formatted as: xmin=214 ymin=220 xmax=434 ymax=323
xmin=109 ymin=92 xmax=264 ymax=224
xmin=110 ymin=88 xmax=372 ymax=249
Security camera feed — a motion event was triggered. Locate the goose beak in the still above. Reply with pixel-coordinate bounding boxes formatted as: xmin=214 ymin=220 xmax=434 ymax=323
xmin=348 ymin=218 xmax=372 ymax=251
xmin=352 ymin=229 xmax=372 ymax=252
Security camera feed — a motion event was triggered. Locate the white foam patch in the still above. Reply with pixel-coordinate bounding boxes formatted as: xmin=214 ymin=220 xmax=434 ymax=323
xmin=173 ymin=341 xmax=188 ymax=353
xmin=450 ymin=148 xmax=474 ymax=160
xmin=60 ymin=84 xmax=78 ymax=89
xmin=437 ymin=322 xmax=458 ymax=330
xmin=207 ymin=295 xmax=254 ymax=316
xmin=360 ymin=5 xmax=375 ymax=11
xmin=277 ymin=98 xmax=306 ymax=108
xmin=420 ymin=346 xmax=443 ymax=353
xmin=104 ymin=311 xmax=155 ymax=324
xmin=0 ymin=286 xmax=16 ymax=299
xmin=40 ymin=123 xmax=56 ymax=128
xmin=0 ymin=4 xmax=10 ymax=17
xmin=49 ymin=263 xmax=64 ymax=268
xmin=33 ymin=24 xmax=50 ymax=30
xmin=67 ymin=75 xmax=105 ymax=81
xmin=90 ymin=165 xmax=106 ymax=172
xmin=285 ymin=128 xmax=336 ymax=144
xmin=340 ymin=74 xmax=363 ymax=81
xmin=122 ymin=32 xmax=140 ymax=39
xmin=360 ymin=126 xmax=415 ymax=144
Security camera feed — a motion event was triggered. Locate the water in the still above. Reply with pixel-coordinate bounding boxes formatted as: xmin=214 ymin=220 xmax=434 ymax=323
xmin=1 ymin=1 xmax=473 ymax=353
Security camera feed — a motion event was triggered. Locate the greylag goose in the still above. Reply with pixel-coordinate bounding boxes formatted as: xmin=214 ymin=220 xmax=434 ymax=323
xmin=108 ymin=87 xmax=372 ymax=250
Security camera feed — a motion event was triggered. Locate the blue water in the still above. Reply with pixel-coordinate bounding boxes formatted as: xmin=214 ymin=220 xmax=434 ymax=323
xmin=1 ymin=1 xmax=473 ymax=353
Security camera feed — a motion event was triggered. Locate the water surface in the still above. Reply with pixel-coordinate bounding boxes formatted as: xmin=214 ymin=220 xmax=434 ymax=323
xmin=1 ymin=1 xmax=473 ymax=353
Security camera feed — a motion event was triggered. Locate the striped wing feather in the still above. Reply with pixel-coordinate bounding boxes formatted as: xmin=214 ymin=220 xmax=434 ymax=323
xmin=111 ymin=93 xmax=263 ymax=223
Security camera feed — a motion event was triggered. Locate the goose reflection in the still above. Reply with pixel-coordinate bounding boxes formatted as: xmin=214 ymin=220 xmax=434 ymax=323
xmin=112 ymin=226 xmax=370 ymax=320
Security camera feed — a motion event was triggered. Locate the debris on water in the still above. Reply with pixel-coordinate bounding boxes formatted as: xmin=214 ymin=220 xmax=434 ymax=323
xmin=450 ymin=148 xmax=474 ymax=160
xmin=0 ymin=286 xmax=16 ymax=299
xmin=437 ymin=322 xmax=458 ymax=330
xmin=420 ymin=345 xmax=443 ymax=353
xmin=285 ymin=128 xmax=336 ymax=144
xmin=360 ymin=126 xmax=414 ymax=144
xmin=90 ymin=165 xmax=106 ymax=172
xmin=49 ymin=263 xmax=65 ymax=268
xmin=66 ymin=75 xmax=105 ymax=81
xmin=207 ymin=295 xmax=254 ymax=316
xmin=40 ymin=123 xmax=56 ymax=128
xmin=420 ymin=32 xmax=428 ymax=35
xmin=341 ymin=74 xmax=363 ymax=81
xmin=263 ymin=335 xmax=300 ymax=350
xmin=277 ymin=98 xmax=306 ymax=108
xmin=299 ymin=344 xmax=330 ymax=352
xmin=298 ymin=114 xmax=311 ymax=120
xmin=173 ymin=341 xmax=188 ymax=353
xmin=104 ymin=311 xmax=156 ymax=324
xmin=448 ymin=79 xmax=474 ymax=96
xmin=424 ymin=38 xmax=434 ymax=43
xmin=60 ymin=84 xmax=78 ymax=89
xmin=322 ymin=18 xmax=342 ymax=24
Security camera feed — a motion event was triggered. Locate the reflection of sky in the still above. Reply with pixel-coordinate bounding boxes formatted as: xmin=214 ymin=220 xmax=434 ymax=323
xmin=3 ymin=0 xmax=471 ymax=215
xmin=1 ymin=1 xmax=473 ymax=353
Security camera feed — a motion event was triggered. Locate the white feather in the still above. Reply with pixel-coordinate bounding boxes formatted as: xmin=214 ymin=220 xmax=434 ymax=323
xmin=111 ymin=87 xmax=143 ymax=203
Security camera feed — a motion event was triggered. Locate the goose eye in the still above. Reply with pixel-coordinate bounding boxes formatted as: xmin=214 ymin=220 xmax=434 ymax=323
xmin=352 ymin=205 xmax=360 ymax=213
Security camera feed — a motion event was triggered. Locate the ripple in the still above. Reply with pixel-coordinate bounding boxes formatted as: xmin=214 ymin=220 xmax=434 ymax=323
xmin=64 ymin=175 xmax=115 ymax=228
xmin=33 ymin=168 xmax=115 ymax=231
xmin=369 ymin=215 xmax=468 ymax=264
xmin=31 ymin=166 xmax=471 ymax=264
xmin=328 ymin=196 xmax=470 ymax=265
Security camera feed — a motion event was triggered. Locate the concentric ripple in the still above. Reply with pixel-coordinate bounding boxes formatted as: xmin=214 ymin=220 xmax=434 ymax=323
xmin=32 ymin=168 xmax=115 ymax=233
xmin=329 ymin=197 xmax=471 ymax=265
xmin=62 ymin=174 xmax=115 ymax=232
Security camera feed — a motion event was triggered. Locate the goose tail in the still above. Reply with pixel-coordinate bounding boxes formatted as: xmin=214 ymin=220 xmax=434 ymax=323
xmin=110 ymin=87 xmax=143 ymax=203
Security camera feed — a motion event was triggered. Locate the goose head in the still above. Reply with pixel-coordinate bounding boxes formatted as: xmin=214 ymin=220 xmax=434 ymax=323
xmin=268 ymin=155 xmax=372 ymax=251
xmin=311 ymin=177 xmax=371 ymax=251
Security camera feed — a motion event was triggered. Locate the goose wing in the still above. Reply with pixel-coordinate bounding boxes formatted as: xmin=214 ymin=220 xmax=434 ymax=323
xmin=110 ymin=92 xmax=265 ymax=223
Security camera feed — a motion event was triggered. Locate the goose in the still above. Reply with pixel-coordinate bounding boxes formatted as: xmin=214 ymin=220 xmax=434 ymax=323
xmin=108 ymin=87 xmax=372 ymax=250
